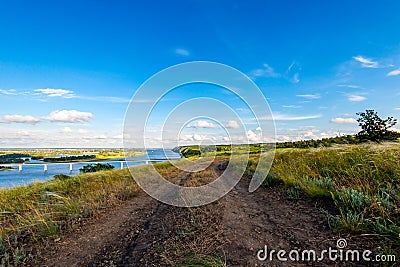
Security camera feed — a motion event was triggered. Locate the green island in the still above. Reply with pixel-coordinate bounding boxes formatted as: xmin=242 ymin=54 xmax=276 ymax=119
xmin=0 ymin=166 xmax=13 ymax=171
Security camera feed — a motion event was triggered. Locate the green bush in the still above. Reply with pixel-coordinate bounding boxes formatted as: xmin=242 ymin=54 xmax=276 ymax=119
xmin=79 ymin=163 xmax=115 ymax=173
xmin=53 ymin=174 xmax=71 ymax=180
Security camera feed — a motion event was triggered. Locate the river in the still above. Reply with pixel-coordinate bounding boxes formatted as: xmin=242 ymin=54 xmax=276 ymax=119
xmin=0 ymin=149 xmax=181 ymax=188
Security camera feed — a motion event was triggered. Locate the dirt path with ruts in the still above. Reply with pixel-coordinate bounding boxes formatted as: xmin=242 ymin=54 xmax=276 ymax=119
xmin=32 ymin=161 xmax=369 ymax=266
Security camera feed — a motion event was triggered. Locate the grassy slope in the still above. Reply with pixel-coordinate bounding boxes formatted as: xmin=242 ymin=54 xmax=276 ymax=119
xmin=249 ymin=143 xmax=400 ymax=250
xmin=0 ymin=168 xmax=139 ymax=265
xmin=1 ymin=143 xmax=399 ymax=264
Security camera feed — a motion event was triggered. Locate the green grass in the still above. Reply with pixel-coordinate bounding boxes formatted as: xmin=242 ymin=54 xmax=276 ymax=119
xmin=0 ymin=167 xmax=141 ymax=266
xmin=247 ymin=143 xmax=400 ymax=249
xmin=179 ymin=253 xmax=226 ymax=267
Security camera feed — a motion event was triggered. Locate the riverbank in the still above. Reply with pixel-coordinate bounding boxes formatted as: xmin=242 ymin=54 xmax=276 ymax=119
xmin=0 ymin=166 xmax=13 ymax=171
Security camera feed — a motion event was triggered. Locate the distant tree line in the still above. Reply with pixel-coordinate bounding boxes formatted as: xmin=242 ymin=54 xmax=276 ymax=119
xmin=0 ymin=153 xmax=30 ymax=164
xmin=275 ymin=135 xmax=362 ymax=149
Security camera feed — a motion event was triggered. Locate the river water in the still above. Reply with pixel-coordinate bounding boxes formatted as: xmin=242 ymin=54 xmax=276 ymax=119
xmin=0 ymin=149 xmax=181 ymax=188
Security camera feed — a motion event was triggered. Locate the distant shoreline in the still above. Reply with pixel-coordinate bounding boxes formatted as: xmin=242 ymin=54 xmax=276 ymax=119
xmin=0 ymin=166 xmax=14 ymax=171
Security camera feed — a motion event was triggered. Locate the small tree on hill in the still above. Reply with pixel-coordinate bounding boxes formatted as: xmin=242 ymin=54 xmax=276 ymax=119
xmin=356 ymin=109 xmax=397 ymax=142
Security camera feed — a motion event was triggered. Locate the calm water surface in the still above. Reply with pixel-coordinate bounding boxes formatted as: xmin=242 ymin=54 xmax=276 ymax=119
xmin=0 ymin=149 xmax=181 ymax=188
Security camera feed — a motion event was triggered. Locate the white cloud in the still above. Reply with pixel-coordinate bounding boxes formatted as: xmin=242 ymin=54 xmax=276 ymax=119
xmin=286 ymin=61 xmax=301 ymax=83
xmin=273 ymin=127 xmax=359 ymax=143
xmin=78 ymin=129 xmax=89 ymax=134
xmin=0 ymin=110 xmax=93 ymax=124
xmin=194 ymin=134 xmax=215 ymax=141
xmin=0 ymin=128 xmax=122 ymax=148
xmin=251 ymin=63 xmax=280 ymax=78
xmin=274 ymin=114 xmax=322 ymax=121
xmin=282 ymin=105 xmax=302 ymax=108
xmin=187 ymin=120 xmax=216 ymax=128
xmin=83 ymin=134 xmax=107 ymax=140
xmin=337 ymin=84 xmax=362 ymax=89
xmin=17 ymin=130 xmax=32 ymax=136
xmin=296 ymin=94 xmax=321 ymax=100
xmin=330 ymin=117 xmax=357 ymax=124
xmin=62 ymin=127 xmax=89 ymax=134
xmin=175 ymin=48 xmax=190 ymax=56
xmin=303 ymin=131 xmax=319 ymax=139
xmin=45 ymin=110 xmax=93 ymax=123
xmin=179 ymin=134 xmax=216 ymax=142
xmin=395 ymin=108 xmax=400 ymax=110
xmin=347 ymin=94 xmax=366 ymax=101
xmin=342 ymin=113 xmax=353 ymax=117
xmin=0 ymin=89 xmax=17 ymax=95
xmin=247 ymin=130 xmax=261 ymax=142
xmin=35 ymin=88 xmax=75 ymax=98
xmin=62 ymin=127 xmax=73 ymax=133
xmin=0 ymin=115 xmax=41 ymax=124
xmin=387 ymin=68 xmax=400 ymax=76
xmin=225 ymin=120 xmax=239 ymax=129
xmin=256 ymin=113 xmax=322 ymax=121
xmin=113 ymin=134 xmax=123 ymax=139
xmin=352 ymin=55 xmax=379 ymax=68
xmin=1 ymin=88 xmax=132 ymax=103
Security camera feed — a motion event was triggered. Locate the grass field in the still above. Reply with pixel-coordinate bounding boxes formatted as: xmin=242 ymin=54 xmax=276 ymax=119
xmin=254 ymin=143 xmax=400 ymax=244
xmin=1 ymin=143 xmax=399 ymax=265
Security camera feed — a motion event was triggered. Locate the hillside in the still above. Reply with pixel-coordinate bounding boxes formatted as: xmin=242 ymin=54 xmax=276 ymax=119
xmin=0 ymin=143 xmax=399 ymax=266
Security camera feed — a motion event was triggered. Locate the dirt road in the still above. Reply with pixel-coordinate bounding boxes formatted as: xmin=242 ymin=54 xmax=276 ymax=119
xmin=33 ymin=162 xmax=361 ymax=266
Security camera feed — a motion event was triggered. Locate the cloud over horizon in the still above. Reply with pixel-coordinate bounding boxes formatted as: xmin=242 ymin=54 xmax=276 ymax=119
xmin=330 ymin=117 xmax=357 ymax=124
xmin=225 ymin=120 xmax=239 ymax=129
xmin=187 ymin=120 xmax=216 ymax=128
xmin=0 ymin=110 xmax=94 ymax=124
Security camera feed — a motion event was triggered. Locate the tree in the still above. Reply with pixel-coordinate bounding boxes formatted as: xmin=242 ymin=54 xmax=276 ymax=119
xmin=356 ymin=109 xmax=397 ymax=142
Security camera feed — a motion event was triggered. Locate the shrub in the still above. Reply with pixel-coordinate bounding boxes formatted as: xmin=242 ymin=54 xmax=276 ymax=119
xmin=53 ymin=174 xmax=71 ymax=180
xmin=79 ymin=163 xmax=115 ymax=173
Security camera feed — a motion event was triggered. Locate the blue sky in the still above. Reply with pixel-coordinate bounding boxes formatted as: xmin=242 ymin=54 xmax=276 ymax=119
xmin=0 ymin=0 xmax=400 ymax=148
